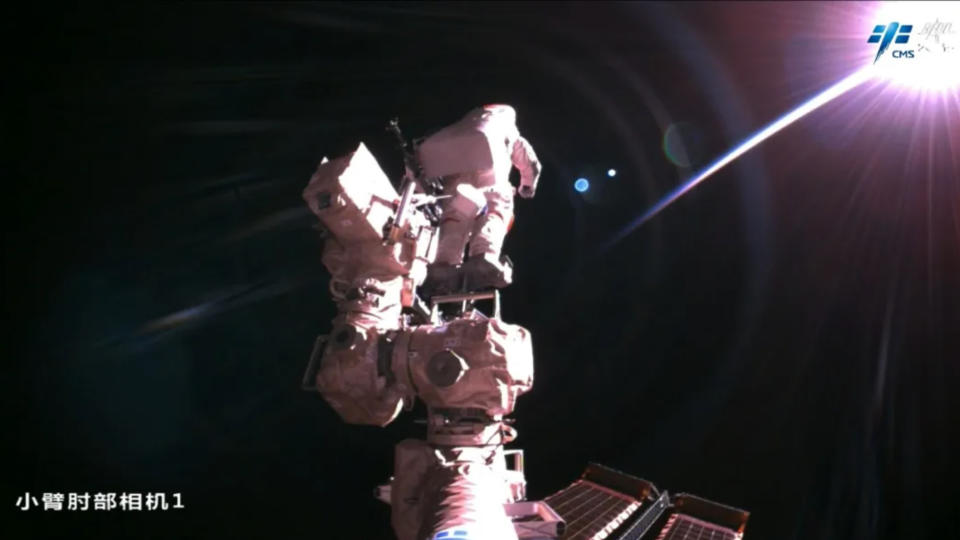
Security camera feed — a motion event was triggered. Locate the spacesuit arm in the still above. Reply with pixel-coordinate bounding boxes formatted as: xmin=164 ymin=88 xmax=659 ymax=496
xmin=511 ymin=136 xmax=541 ymax=198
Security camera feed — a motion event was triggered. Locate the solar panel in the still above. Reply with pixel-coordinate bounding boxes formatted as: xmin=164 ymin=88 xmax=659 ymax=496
xmin=545 ymin=480 xmax=642 ymax=540
xmin=537 ymin=465 xmax=748 ymax=540
xmin=653 ymin=514 xmax=741 ymax=540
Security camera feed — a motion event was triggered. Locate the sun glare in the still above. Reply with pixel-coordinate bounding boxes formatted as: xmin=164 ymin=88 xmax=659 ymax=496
xmin=867 ymin=2 xmax=960 ymax=91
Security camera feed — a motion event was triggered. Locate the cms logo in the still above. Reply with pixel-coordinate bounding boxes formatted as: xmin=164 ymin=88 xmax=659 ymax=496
xmin=868 ymin=22 xmax=914 ymax=62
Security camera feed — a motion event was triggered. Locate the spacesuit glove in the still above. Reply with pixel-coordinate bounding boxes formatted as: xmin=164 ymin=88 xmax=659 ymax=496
xmin=518 ymin=185 xmax=536 ymax=199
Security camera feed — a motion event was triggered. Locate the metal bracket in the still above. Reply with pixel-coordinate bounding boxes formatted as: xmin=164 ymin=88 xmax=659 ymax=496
xmin=617 ymin=490 xmax=671 ymax=540
xmin=404 ymin=293 xmax=434 ymax=325
xmin=373 ymin=483 xmax=392 ymax=505
xmin=505 ymin=501 xmax=566 ymax=539
xmin=301 ymin=335 xmax=328 ymax=391
xmin=504 ymin=449 xmax=525 ymax=474
xmin=430 ymin=290 xmax=501 ymax=320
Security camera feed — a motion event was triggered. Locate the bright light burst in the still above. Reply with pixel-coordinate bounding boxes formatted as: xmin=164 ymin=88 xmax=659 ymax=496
xmin=602 ymin=1 xmax=960 ymax=250
xmin=604 ymin=65 xmax=875 ymax=247
xmin=868 ymin=2 xmax=960 ymax=92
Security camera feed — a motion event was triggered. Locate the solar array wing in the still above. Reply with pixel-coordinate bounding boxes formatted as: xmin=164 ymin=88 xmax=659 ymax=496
xmin=653 ymin=514 xmax=741 ymax=540
xmin=545 ymin=480 xmax=642 ymax=540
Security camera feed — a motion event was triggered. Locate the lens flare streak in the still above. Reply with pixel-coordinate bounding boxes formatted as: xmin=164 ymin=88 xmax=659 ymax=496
xmin=606 ymin=65 xmax=877 ymax=248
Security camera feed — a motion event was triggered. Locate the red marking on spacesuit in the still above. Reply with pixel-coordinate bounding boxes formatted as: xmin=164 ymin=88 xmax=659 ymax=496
xmin=507 ymin=214 xmax=515 ymax=232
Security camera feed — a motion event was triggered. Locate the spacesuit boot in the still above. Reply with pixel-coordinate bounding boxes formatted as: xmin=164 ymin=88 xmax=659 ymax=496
xmin=461 ymin=186 xmax=514 ymax=291
xmin=462 ymin=252 xmax=513 ymax=291
xmin=420 ymin=262 xmax=462 ymax=297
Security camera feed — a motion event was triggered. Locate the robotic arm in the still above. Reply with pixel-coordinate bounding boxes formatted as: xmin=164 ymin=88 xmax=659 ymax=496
xmin=305 ymin=109 xmax=544 ymax=540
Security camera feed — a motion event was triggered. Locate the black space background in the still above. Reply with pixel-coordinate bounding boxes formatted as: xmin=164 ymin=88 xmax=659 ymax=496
xmin=5 ymin=2 xmax=960 ymax=539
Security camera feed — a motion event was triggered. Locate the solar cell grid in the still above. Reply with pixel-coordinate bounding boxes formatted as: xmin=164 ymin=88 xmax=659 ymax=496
xmin=654 ymin=514 xmax=738 ymax=540
xmin=545 ymin=480 xmax=642 ymax=540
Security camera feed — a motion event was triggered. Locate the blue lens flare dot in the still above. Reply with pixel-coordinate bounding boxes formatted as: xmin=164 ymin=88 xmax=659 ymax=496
xmin=607 ymin=168 xmax=617 ymax=178
xmin=574 ymin=178 xmax=590 ymax=193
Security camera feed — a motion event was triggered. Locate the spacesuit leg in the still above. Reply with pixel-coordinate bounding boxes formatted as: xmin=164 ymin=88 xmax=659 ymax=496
xmin=423 ymin=182 xmax=486 ymax=295
xmin=434 ymin=198 xmax=473 ymax=267
xmin=463 ymin=187 xmax=514 ymax=290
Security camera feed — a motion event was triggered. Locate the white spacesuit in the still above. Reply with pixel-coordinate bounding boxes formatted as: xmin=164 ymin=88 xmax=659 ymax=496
xmin=417 ymin=104 xmax=541 ymax=292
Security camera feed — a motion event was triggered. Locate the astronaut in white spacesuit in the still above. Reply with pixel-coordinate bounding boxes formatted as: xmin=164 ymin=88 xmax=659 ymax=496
xmin=417 ymin=104 xmax=541 ymax=293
